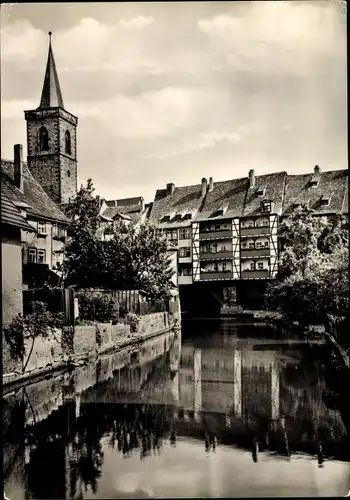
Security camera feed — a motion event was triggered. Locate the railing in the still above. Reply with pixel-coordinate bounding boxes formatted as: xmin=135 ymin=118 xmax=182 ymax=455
xmin=199 ymin=250 xmax=233 ymax=260
xmin=240 ymin=248 xmax=270 ymax=258
xmin=200 ymin=271 xmax=232 ymax=280
xmin=240 ymin=226 xmax=270 ymax=236
xmin=199 ymin=229 xmax=232 ymax=240
xmin=241 ymin=269 xmax=270 ymax=279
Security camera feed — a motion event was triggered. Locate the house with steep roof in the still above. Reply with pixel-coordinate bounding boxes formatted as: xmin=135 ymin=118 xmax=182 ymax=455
xmin=147 ymin=166 xmax=348 ymax=312
xmin=96 ymin=196 xmax=151 ymax=240
xmin=1 ymin=188 xmax=36 ymax=325
xmin=1 ymin=144 xmax=69 ymax=289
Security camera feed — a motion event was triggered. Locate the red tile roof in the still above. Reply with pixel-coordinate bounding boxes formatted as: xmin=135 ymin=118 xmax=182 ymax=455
xmin=1 ymin=159 xmax=69 ymax=224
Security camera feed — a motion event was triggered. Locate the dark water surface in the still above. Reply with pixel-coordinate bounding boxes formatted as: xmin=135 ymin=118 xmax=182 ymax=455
xmin=3 ymin=319 xmax=350 ymax=499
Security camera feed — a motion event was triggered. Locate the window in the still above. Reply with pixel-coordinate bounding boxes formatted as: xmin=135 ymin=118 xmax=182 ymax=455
xmin=65 ymin=130 xmax=72 ymax=155
xmin=222 ymin=262 xmax=227 ymax=272
xmin=179 ymin=247 xmax=191 ymax=258
xmin=38 ymin=126 xmax=49 ymax=152
xmin=180 ymin=265 xmax=192 ymax=276
xmin=67 ymin=170 xmax=71 ymax=178
xmin=171 ymin=230 xmax=178 ymax=241
xmin=52 ymin=224 xmax=58 ymax=237
xmin=258 ymin=262 xmax=264 ymax=270
xmin=256 ymin=240 xmax=262 ymax=247
xmin=37 ymin=249 xmax=46 ymax=264
xmin=249 ymin=241 xmax=255 ymax=249
xmin=28 ymin=248 xmax=36 ymax=263
xmin=250 ymin=262 xmax=255 ymax=270
xmin=261 ymin=200 xmax=272 ymax=213
xmin=38 ymin=221 xmax=46 ymax=234
xmin=179 ymin=228 xmax=191 ymax=240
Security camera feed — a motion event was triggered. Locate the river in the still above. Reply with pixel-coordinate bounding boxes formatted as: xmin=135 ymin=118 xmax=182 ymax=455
xmin=3 ymin=319 xmax=350 ymax=499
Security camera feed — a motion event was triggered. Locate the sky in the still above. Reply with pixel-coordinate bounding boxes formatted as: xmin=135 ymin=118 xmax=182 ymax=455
xmin=1 ymin=1 xmax=347 ymax=203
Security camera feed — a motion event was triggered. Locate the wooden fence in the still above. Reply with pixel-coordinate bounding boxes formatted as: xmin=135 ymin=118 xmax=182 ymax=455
xmin=23 ymin=288 xmax=75 ymax=326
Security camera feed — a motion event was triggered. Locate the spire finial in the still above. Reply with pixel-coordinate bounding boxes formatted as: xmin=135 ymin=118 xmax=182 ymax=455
xmin=48 ymin=31 xmax=52 ymax=44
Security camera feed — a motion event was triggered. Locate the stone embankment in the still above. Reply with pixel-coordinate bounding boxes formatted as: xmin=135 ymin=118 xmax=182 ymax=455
xmin=3 ymin=311 xmax=180 ymax=390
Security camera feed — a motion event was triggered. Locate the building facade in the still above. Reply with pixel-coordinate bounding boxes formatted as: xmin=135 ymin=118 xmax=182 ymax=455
xmin=147 ymin=167 xmax=348 ymax=311
xmin=24 ymin=33 xmax=78 ymax=206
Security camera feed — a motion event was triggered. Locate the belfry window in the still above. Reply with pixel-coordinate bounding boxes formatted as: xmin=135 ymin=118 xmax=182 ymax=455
xmin=65 ymin=130 xmax=72 ymax=155
xmin=38 ymin=126 xmax=49 ymax=152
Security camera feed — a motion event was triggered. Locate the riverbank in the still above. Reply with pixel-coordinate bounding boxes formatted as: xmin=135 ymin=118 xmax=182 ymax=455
xmin=3 ymin=311 xmax=180 ymax=392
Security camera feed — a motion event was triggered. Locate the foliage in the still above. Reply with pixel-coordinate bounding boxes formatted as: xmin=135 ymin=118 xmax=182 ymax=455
xmin=104 ymin=221 xmax=173 ymax=300
xmin=125 ymin=312 xmax=141 ymax=333
xmin=62 ymin=180 xmax=173 ymax=300
xmin=266 ymin=206 xmax=349 ymax=341
xmin=62 ymin=326 xmax=74 ymax=355
xmin=3 ymin=301 xmax=63 ymax=370
xmin=76 ymin=290 xmax=119 ymax=324
xmin=62 ymin=179 xmax=102 ymax=289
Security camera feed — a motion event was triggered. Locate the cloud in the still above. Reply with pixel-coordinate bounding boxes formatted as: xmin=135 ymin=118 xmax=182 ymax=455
xmin=0 ymin=1 xmax=346 ymax=203
xmin=144 ymin=130 xmax=243 ymax=159
xmin=118 ymin=16 xmax=155 ymax=29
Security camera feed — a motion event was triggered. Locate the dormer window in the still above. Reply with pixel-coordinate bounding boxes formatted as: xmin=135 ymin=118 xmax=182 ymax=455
xmin=38 ymin=126 xmax=49 ymax=152
xmin=65 ymin=130 xmax=72 ymax=155
xmin=261 ymin=200 xmax=272 ymax=213
xmin=257 ymin=187 xmax=266 ymax=197
xmin=162 ymin=216 xmax=171 ymax=222
xmin=184 ymin=213 xmax=192 ymax=220
xmin=174 ymin=214 xmax=182 ymax=222
xmin=320 ymin=195 xmax=331 ymax=206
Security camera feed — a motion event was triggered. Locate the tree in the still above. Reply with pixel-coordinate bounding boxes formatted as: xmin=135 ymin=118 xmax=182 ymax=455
xmin=266 ymin=205 xmax=349 ymax=340
xmin=62 ymin=180 xmax=173 ymax=300
xmin=106 ymin=221 xmax=173 ymax=299
xmin=62 ymin=179 xmax=104 ymax=288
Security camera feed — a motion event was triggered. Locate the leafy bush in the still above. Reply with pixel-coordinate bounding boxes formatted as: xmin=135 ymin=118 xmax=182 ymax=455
xmin=125 ymin=312 xmax=141 ymax=333
xmin=76 ymin=291 xmax=119 ymax=324
xmin=3 ymin=301 xmax=63 ymax=371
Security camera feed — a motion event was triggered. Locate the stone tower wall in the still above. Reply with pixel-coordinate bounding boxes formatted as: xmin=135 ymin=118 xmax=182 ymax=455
xmin=25 ymin=109 xmax=77 ymax=205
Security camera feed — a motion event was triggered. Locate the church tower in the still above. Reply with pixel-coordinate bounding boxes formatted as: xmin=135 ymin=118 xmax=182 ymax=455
xmin=24 ymin=32 xmax=78 ymax=205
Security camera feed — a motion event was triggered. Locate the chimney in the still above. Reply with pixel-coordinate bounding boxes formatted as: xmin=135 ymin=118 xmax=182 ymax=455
xmin=310 ymin=165 xmax=321 ymax=187
xmin=201 ymin=177 xmax=208 ymax=197
xmin=14 ymin=144 xmax=24 ymax=191
xmin=249 ymin=169 xmax=255 ymax=189
xmin=208 ymin=177 xmax=214 ymax=192
xmin=96 ymin=195 xmax=100 ymax=207
xmin=140 ymin=198 xmax=145 ymax=212
xmin=166 ymin=183 xmax=175 ymax=196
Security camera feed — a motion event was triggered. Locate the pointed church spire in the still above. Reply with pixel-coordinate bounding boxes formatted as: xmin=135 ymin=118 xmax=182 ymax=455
xmin=39 ymin=32 xmax=64 ymax=109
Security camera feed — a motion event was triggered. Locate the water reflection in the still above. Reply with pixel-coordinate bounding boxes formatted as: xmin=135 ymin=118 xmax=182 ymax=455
xmin=3 ymin=322 xmax=350 ymax=499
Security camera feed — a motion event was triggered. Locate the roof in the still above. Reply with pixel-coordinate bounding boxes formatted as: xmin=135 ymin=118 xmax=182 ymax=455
xmin=148 ymin=183 xmax=204 ymax=226
xmin=39 ymin=34 xmax=64 ymax=109
xmin=1 ymin=192 xmax=35 ymax=232
xmin=100 ymin=196 xmax=145 ymax=223
xmin=1 ymin=159 xmax=69 ymax=224
xmin=282 ymin=169 xmax=348 ymax=216
xmin=148 ymin=169 xmax=347 ymax=224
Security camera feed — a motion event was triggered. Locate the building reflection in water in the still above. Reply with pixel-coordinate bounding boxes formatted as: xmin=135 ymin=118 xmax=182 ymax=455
xmin=3 ymin=327 xmax=349 ymax=500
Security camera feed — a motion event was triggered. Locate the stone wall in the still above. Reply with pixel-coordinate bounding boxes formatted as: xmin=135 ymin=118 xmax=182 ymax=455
xmin=3 ymin=312 xmax=178 ymax=384
xmin=24 ymin=329 xmax=63 ymax=374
